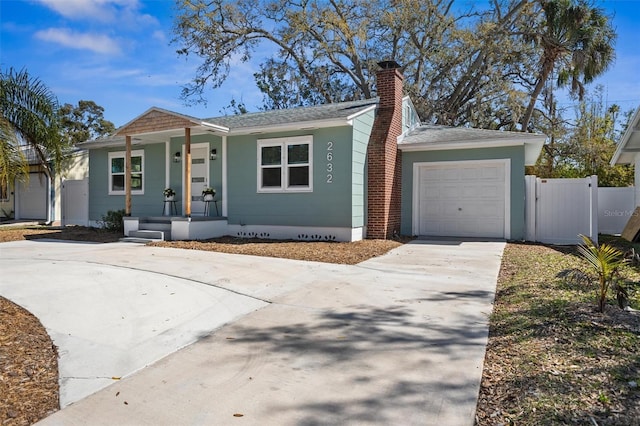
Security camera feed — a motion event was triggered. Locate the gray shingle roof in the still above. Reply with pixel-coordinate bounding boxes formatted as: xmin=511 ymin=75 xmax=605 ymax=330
xmin=400 ymin=125 xmax=544 ymax=146
xmin=204 ymin=98 xmax=378 ymax=130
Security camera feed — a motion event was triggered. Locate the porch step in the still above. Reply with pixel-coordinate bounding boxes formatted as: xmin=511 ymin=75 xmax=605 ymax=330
xmin=120 ymin=237 xmax=158 ymax=244
xmin=128 ymin=230 xmax=166 ymax=241
xmin=138 ymin=219 xmax=172 ymax=241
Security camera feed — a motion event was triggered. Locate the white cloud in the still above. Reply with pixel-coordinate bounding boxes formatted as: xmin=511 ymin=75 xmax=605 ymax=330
xmin=152 ymin=30 xmax=166 ymax=42
xmin=35 ymin=28 xmax=121 ymax=55
xmin=35 ymin=0 xmax=119 ymax=21
xmin=33 ymin=0 xmax=157 ymax=26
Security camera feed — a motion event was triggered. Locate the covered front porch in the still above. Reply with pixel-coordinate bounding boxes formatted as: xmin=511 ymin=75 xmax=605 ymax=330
xmin=124 ymin=216 xmax=228 ymax=242
xmin=80 ymin=107 xmax=230 ymax=240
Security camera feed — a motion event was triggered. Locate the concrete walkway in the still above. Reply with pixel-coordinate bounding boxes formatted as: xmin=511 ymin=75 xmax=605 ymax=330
xmin=0 ymin=238 xmax=505 ymax=425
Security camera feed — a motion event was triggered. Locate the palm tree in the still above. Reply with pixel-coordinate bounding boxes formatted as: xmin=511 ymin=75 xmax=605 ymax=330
xmin=577 ymin=234 xmax=626 ymax=313
xmin=520 ymin=0 xmax=616 ymax=131
xmin=0 ymin=68 xmax=67 ymax=187
xmin=0 ymin=118 xmax=29 ymax=190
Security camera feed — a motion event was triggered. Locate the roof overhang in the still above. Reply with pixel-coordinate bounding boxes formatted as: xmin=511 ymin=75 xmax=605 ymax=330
xmin=398 ymin=134 xmax=546 ymax=166
xmin=611 ymin=106 xmax=640 ymax=165
xmin=224 ymin=117 xmax=360 ymax=136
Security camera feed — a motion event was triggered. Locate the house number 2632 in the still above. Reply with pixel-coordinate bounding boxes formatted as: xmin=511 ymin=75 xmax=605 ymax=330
xmin=326 ymin=141 xmax=334 ymax=184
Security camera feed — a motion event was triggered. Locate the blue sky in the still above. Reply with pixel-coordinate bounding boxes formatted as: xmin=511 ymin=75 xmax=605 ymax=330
xmin=1 ymin=0 xmax=639 ymax=128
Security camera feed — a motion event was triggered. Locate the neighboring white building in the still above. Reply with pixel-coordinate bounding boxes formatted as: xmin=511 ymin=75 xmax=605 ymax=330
xmin=0 ymin=148 xmax=88 ymax=225
xmin=610 ymin=105 xmax=640 ymax=207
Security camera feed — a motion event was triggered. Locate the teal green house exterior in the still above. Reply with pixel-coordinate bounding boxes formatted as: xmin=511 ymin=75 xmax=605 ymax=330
xmin=80 ymin=66 xmax=544 ymax=242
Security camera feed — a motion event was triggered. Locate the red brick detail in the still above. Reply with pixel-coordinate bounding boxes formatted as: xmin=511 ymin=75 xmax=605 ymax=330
xmin=367 ymin=67 xmax=403 ymax=240
xmin=116 ymin=110 xmax=195 ymax=136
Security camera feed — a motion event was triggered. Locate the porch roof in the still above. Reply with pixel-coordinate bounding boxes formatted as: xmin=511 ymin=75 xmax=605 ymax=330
xmin=610 ymin=105 xmax=640 ymax=165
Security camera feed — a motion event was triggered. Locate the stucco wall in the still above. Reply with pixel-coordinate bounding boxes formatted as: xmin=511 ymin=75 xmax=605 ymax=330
xmin=400 ymin=146 xmax=527 ymax=239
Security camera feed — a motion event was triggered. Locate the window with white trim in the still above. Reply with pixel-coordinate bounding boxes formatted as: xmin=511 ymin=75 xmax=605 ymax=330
xmin=108 ymin=150 xmax=144 ymax=195
xmin=257 ymin=136 xmax=312 ymax=192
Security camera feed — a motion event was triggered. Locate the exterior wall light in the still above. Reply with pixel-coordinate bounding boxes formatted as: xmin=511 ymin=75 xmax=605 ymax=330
xmin=174 ymin=151 xmax=181 ymax=163
xmin=210 ymin=149 xmax=217 ymax=160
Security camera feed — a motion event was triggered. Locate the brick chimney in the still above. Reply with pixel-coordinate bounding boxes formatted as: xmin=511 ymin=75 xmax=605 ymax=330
xmin=367 ymin=61 xmax=403 ymax=239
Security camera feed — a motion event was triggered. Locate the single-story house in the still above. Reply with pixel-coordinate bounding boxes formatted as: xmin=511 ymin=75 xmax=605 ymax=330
xmin=0 ymin=147 xmax=88 ymax=224
xmin=79 ymin=61 xmax=545 ymax=241
xmin=610 ymin=105 xmax=640 ymax=206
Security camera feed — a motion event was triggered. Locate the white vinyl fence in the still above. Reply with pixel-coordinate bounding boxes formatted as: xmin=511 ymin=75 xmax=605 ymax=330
xmin=525 ymin=175 xmax=598 ymax=245
xmin=61 ymin=178 xmax=89 ymax=226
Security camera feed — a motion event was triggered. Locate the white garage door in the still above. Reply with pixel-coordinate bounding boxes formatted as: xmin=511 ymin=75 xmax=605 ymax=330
xmin=415 ymin=160 xmax=509 ymax=238
xmin=17 ymin=173 xmax=48 ymax=220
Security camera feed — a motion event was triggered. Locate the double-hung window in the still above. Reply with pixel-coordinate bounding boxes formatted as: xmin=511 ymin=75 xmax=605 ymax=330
xmin=258 ymin=136 xmax=312 ymax=192
xmin=108 ymin=150 xmax=144 ymax=195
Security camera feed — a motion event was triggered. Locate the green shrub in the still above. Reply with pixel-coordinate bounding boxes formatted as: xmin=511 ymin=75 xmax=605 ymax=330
xmin=99 ymin=209 xmax=125 ymax=233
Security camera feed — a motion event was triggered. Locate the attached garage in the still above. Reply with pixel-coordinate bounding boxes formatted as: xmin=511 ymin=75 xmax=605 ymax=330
xmin=398 ymin=125 xmax=546 ymax=240
xmin=413 ymin=159 xmax=509 ymax=238
xmin=16 ymin=172 xmax=48 ymax=220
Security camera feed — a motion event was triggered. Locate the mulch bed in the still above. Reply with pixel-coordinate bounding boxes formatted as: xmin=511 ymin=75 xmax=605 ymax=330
xmin=149 ymin=236 xmax=409 ymax=265
xmin=0 ymin=296 xmax=59 ymax=425
xmin=0 ymin=226 xmax=121 ymax=243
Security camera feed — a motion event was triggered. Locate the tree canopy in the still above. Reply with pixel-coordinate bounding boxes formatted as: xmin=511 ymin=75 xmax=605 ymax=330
xmin=173 ymin=0 xmax=615 ymax=134
xmin=529 ymin=86 xmax=634 ymax=186
xmin=58 ymin=100 xmax=116 ymax=146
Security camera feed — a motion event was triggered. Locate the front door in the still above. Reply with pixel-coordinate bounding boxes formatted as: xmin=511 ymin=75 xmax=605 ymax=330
xmin=183 ymin=144 xmax=210 ymax=215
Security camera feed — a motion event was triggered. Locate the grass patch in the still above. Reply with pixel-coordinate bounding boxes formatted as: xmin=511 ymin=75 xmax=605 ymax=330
xmin=476 ymin=241 xmax=640 ymax=425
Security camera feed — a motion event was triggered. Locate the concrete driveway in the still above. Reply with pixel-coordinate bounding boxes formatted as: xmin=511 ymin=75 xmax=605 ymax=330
xmin=0 ymin=238 xmax=505 ymax=426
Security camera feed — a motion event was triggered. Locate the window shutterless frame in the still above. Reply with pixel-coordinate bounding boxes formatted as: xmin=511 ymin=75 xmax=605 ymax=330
xmin=257 ymin=135 xmax=313 ymax=193
xmin=108 ymin=149 xmax=144 ymax=195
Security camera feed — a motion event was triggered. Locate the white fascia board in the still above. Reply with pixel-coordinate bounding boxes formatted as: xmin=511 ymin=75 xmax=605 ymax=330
xmin=398 ymin=140 xmax=524 ymax=152
xmin=346 ymin=104 xmax=377 ymax=121
xmin=77 ymin=137 xmax=126 ymax=149
xmin=524 ymin=135 xmax=546 ymax=166
xmin=225 ymin=118 xmax=353 ymax=136
xmin=611 ymin=106 xmax=640 ymax=165
xmin=200 ymin=121 xmax=229 ymax=133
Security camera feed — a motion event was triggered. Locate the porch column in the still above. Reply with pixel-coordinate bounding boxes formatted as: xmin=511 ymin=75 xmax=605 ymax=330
xmin=184 ymin=127 xmax=191 ymax=217
xmin=125 ymin=135 xmax=132 ymax=216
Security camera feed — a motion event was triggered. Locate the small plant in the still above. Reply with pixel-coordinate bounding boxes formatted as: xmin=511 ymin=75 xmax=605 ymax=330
xmin=202 ymin=187 xmax=216 ymax=196
xmin=98 ymin=209 xmax=125 ymax=233
xmin=576 ymin=234 xmax=627 ymax=313
xmin=163 ymin=188 xmax=176 ymax=197
xmin=598 ymin=392 xmax=610 ymax=404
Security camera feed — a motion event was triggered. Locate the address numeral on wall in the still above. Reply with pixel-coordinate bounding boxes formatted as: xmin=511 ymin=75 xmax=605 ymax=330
xmin=326 ymin=141 xmax=334 ymax=184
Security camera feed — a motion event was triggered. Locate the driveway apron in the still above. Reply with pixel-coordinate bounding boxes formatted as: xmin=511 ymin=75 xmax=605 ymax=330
xmin=1 ymin=238 xmax=505 ymax=426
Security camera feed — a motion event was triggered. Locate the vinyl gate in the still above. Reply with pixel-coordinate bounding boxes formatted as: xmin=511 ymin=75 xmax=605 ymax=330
xmin=62 ymin=178 xmax=89 ymax=226
xmin=525 ymin=175 xmax=598 ymax=245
